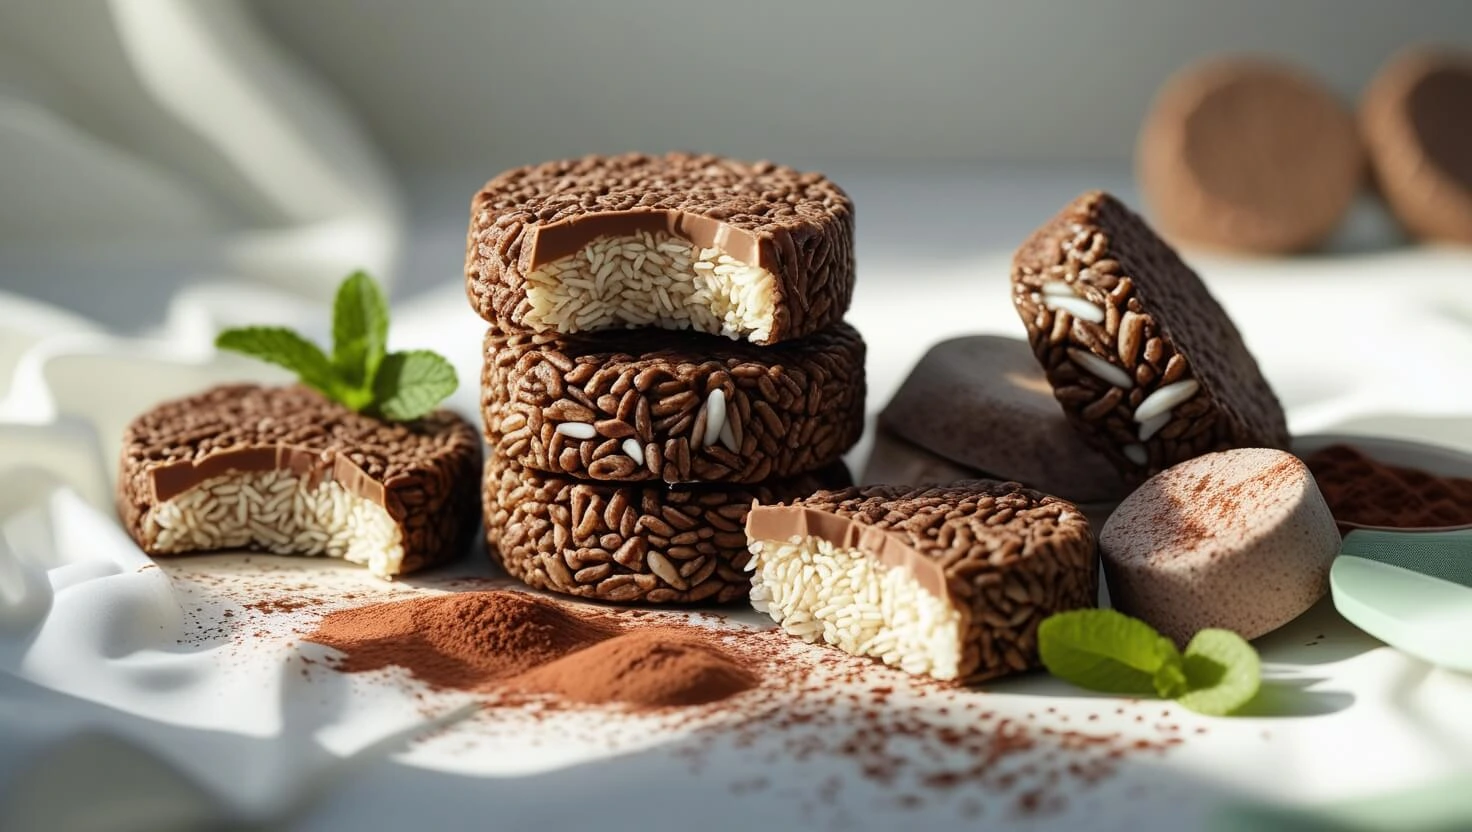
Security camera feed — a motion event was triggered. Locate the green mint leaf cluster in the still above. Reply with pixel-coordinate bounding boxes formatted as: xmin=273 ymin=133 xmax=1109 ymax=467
xmin=214 ymin=272 xmax=457 ymax=422
xmin=1038 ymin=609 xmax=1261 ymax=716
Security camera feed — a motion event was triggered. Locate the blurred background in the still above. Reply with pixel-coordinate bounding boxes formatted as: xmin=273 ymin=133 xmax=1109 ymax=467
xmin=1 ymin=0 xmax=1470 ymax=332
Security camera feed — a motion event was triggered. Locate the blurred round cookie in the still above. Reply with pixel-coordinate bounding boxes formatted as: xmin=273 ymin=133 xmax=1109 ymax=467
xmin=1361 ymin=47 xmax=1472 ymax=244
xmin=878 ymin=335 xmax=1127 ymax=504
xmin=1137 ymin=57 xmax=1365 ymax=254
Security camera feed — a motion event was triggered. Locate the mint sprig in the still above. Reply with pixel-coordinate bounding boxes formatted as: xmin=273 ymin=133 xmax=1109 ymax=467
xmin=1038 ymin=609 xmax=1261 ymax=716
xmin=215 ymin=272 xmax=457 ymax=421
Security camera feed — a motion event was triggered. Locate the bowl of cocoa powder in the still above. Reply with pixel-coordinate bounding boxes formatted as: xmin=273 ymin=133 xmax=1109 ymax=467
xmin=1295 ymin=433 xmax=1472 ymax=531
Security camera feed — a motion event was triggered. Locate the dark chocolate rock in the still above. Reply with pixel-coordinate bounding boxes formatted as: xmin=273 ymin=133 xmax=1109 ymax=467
xmin=483 ymin=453 xmax=850 ymax=604
xmin=1137 ymin=57 xmax=1364 ymax=253
xmin=879 ymin=335 xmax=1127 ymax=504
xmin=746 ymin=480 xmax=1096 ymax=682
xmin=482 ymin=322 xmax=865 ymax=484
xmin=1011 ymin=191 xmax=1290 ymax=482
xmin=464 ymin=152 xmax=854 ymax=345
xmin=1362 ymin=48 xmax=1472 ymax=244
xmin=118 ymin=384 xmax=482 ymax=577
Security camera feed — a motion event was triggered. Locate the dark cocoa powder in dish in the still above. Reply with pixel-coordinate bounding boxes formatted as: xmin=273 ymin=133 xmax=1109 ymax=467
xmin=1304 ymin=444 xmax=1472 ymax=530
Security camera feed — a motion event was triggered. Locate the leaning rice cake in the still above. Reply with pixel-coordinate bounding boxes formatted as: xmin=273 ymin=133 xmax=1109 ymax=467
xmin=1010 ymin=191 xmax=1290 ymax=481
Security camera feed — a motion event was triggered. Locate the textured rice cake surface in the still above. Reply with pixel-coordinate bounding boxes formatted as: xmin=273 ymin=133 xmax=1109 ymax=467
xmin=1011 ymin=191 xmax=1290 ymax=483
xmin=746 ymin=481 xmax=1097 ymax=682
xmin=1361 ymin=48 xmax=1472 ymax=244
xmin=483 ymin=454 xmax=850 ymax=605
xmin=1100 ymin=448 xmax=1341 ymax=645
xmin=464 ymin=152 xmax=854 ymax=345
xmin=482 ymin=323 xmax=865 ymax=484
xmin=118 ymin=384 xmax=483 ymax=578
xmin=879 ymin=335 xmax=1127 ymax=504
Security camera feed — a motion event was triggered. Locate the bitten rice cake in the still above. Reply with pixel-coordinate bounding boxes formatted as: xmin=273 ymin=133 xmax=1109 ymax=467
xmin=483 ymin=454 xmax=851 ymax=604
xmin=482 ymin=323 xmax=865 ymax=484
xmin=746 ymin=481 xmax=1097 ymax=682
xmin=1011 ymin=191 xmax=1290 ymax=482
xmin=118 ymin=385 xmax=482 ymax=579
xmin=464 ymin=153 xmax=854 ymax=345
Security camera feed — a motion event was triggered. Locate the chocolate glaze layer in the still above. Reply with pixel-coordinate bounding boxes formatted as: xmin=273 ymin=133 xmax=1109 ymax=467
xmin=529 ymin=209 xmax=763 ymax=270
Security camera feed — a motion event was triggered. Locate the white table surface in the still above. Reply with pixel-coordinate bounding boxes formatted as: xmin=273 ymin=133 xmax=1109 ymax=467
xmin=2 ymin=166 xmax=1472 ymax=831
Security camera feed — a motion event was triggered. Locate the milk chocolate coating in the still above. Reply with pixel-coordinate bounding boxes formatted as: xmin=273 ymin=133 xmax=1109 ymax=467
xmin=1100 ymin=448 xmax=1340 ymax=645
xmin=1138 ymin=57 xmax=1364 ymax=253
xmin=482 ymin=322 xmax=865 ymax=484
xmin=879 ymin=335 xmax=1128 ymax=504
xmin=118 ymin=384 xmax=482 ymax=574
xmin=483 ymin=453 xmax=850 ymax=604
xmin=747 ymin=481 xmax=1097 ymax=681
xmin=1012 ymin=191 xmax=1290 ymax=482
xmin=1361 ymin=48 xmax=1472 ymax=244
xmin=465 ymin=152 xmax=855 ymax=344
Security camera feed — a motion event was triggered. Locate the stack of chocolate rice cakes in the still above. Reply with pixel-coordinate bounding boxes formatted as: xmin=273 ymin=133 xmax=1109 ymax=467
xmin=464 ymin=153 xmax=866 ymax=604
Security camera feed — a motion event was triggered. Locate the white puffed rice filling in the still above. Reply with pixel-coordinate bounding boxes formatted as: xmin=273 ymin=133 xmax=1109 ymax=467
xmin=524 ymin=230 xmax=779 ymax=342
xmin=748 ymin=535 xmax=964 ymax=680
xmin=143 ymin=468 xmax=405 ymax=578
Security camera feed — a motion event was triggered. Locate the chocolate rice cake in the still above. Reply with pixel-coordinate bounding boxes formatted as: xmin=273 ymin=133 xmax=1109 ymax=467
xmin=1137 ymin=57 xmax=1364 ymax=253
xmin=464 ymin=152 xmax=854 ymax=345
xmin=1011 ymin=191 xmax=1290 ymax=482
xmin=482 ymin=322 xmax=865 ymax=484
xmin=118 ymin=384 xmax=482 ymax=578
xmin=745 ymin=481 xmax=1097 ymax=682
xmin=1361 ymin=48 xmax=1472 ymax=244
xmin=483 ymin=454 xmax=850 ymax=604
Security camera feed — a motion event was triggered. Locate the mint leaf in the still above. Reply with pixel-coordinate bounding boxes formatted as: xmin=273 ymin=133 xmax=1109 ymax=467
xmin=1038 ymin=609 xmax=1185 ymax=696
xmin=331 ymin=271 xmax=389 ymax=391
xmin=216 ymin=327 xmax=342 ymax=399
xmin=372 ymin=350 xmax=457 ymax=421
xmin=1177 ymin=629 xmax=1261 ymax=716
xmin=1153 ymin=659 xmax=1189 ymax=700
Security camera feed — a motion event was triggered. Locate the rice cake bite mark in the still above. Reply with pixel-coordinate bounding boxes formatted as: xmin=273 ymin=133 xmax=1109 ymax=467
xmin=482 ymin=323 xmax=865 ymax=484
xmin=464 ymin=153 xmax=854 ymax=345
xmin=482 ymin=454 xmax=850 ymax=605
xmin=1137 ymin=57 xmax=1365 ymax=253
xmin=745 ymin=481 xmax=1097 ymax=682
xmin=118 ymin=385 xmax=482 ymax=579
xmin=1361 ymin=48 xmax=1472 ymax=244
xmin=1010 ymin=191 xmax=1290 ymax=483
xmin=1100 ymin=448 xmax=1340 ymax=646
xmin=879 ymin=335 xmax=1128 ymax=504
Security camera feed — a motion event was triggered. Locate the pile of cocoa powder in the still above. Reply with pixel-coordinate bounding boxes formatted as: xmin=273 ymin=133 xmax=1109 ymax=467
xmin=302 ymin=590 xmax=1193 ymax=818
xmin=306 ymin=591 xmax=756 ymax=708
xmin=1305 ymin=443 xmax=1472 ymax=529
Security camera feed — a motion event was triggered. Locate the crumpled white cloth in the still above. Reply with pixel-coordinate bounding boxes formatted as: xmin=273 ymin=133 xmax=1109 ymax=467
xmin=3 ymin=252 xmax=1472 ymax=831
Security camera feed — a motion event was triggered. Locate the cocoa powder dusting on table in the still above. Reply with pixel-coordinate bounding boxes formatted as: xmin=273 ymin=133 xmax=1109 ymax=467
xmin=303 ymin=590 xmax=1189 ymax=819
xmin=1305 ymin=444 xmax=1472 ymax=529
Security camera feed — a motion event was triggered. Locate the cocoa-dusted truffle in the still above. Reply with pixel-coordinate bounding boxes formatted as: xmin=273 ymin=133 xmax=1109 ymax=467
xmin=1100 ymin=448 xmax=1340 ymax=645
xmin=746 ymin=481 xmax=1097 ymax=682
xmin=1011 ymin=191 xmax=1290 ymax=483
xmin=1137 ymin=57 xmax=1365 ymax=253
xmin=1361 ymin=48 xmax=1472 ymax=244
xmin=482 ymin=322 xmax=865 ymax=484
xmin=464 ymin=152 xmax=854 ymax=345
xmin=118 ymin=384 xmax=482 ymax=578
xmin=483 ymin=454 xmax=850 ymax=605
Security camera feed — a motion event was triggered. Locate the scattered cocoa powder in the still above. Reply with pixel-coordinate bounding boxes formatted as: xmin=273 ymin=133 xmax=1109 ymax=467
xmin=510 ymin=629 xmax=757 ymax=707
xmin=1305 ymin=444 xmax=1472 ymax=529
